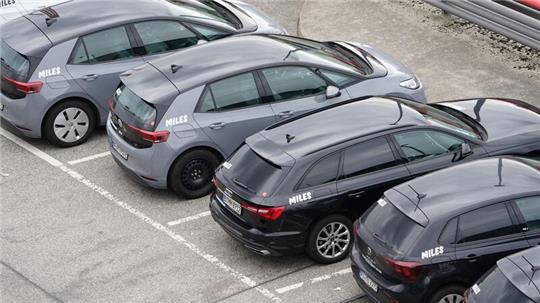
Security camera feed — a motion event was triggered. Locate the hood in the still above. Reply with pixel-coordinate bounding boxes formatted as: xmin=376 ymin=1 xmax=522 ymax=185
xmin=439 ymin=98 xmax=540 ymax=143
xmin=219 ymin=0 xmax=287 ymax=34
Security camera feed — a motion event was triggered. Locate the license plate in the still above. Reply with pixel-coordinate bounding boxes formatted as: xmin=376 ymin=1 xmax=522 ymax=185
xmin=359 ymin=271 xmax=378 ymax=293
xmin=111 ymin=141 xmax=128 ymax=160
xmin=218 ymin=189 xmax=242 ymax=215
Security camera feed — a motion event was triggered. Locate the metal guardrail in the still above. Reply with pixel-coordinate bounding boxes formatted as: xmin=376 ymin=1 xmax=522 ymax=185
xmin=424 ymin=0 xmax=540 ymax=50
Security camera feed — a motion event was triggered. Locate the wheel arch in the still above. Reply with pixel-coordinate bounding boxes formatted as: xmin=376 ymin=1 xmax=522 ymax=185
xmin=166 ymin=145 xmax=225 ymax=189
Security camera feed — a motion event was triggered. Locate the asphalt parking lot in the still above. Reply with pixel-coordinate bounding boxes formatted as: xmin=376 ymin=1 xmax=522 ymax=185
xmin=1 ymin=1 xmax=539 ymax=303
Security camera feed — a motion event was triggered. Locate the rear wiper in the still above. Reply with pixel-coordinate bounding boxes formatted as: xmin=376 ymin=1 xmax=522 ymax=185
xmin=372 ymin=232 xmax=390 ymax=249
xmin=233 ymin=178 xmax=256 ymax=194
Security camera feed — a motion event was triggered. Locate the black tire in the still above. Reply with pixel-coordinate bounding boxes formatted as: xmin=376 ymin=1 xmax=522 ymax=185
xmin=43 ymin=100 xmax=96 ymax=147
xmin=429 ymin=285 xmax=466 ymax=303
xmin=169 ymin=149 xmax=220 ymax=199
xmin=306 ymin=214 xmax=353 ymax=264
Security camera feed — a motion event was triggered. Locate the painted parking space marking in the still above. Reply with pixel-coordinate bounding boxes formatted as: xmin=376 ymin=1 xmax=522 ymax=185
xmin=67 ymin=151 xmax=111 ymax=165
xmin=275 ymin=268 xmax=352 ymax=294
xmin=0 ymin=129 xmax=281 ymax=303
xmin=167 ymin=211 xmax=211 ymax=226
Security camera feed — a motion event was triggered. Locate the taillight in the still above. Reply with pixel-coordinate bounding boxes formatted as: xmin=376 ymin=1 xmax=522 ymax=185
xmin=353 ymin=220 xmax=359 ymax=235
xmin=108 ymin=96 xmax=115 ymax=111
xmin=242 ymin=203 xmax=285 ymax=221
xmin=2 ymin=76 xmax=43 ymax=94
xmin=463 ymin=290 xmax=469 ymax=303
xmin=127 ymin=124 xmax=169 ymax=143
xmin=384 ymin=258 xmax=423 ymax=283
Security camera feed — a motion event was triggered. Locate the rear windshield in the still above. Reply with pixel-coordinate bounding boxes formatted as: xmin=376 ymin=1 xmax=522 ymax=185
xmin=113 ymin=85 xmax=157 ymax=131
xmin=361 ymin=199 xmax=424 ymax=255
xmin=1 ymin=40 xmax=30 ymax=81
xmin=226 ymin=145 xmax=285 ymax=196
xmin=165 ymin=0 xmax=241 ymax=29
xmin=470 ymin=268 xmax=534 ymax=303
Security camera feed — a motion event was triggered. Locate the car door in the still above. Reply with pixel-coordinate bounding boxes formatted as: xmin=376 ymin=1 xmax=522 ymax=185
xmin=390 ymin=129 xmax=486 ymax=178
xmin=66 ymin=26 xmax=145 ymax=112
xmin=258 ymin=66 xmax=351 ymax=120
xmin=131 ymin=20 xmax=201 ymax=62
xmin=193 ymin=72 xmax=276 ymax=156
xmin=335 ymin=136 xmax=411 ymax=217
xmin=512 ymin=195 xmax=540 ymax=247
xmin=453 ymin=202 xmax=529 ymax=282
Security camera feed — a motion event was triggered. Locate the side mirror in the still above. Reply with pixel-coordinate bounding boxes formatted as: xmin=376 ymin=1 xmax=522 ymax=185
xmin=325 ymin=86 xmax=341 ymax=99
xmin=453 ymin=143 xmax=473 ymax=162
xmin=197 ymin=40 xmax=208 ymax=45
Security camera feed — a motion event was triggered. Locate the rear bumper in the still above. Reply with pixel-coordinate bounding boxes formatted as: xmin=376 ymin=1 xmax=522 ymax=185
xmin=209 ymin=195 xmax=305 ymax=256
xmin=0 ymin=93 xmax=45 ymax=138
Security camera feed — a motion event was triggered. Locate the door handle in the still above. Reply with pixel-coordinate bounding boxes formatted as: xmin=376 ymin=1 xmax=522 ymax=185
xmin=465 ymin=254 xmax=478 ymax=262
xmin=82 ymin=74 xmax=98 ymax=81
xmin=347 ymin=190 xmax=366 ymax=199
xmin=209 ymin=122 xmax=226 ymax=130
xmin=278 ymin=111 xmax=295 ymax=119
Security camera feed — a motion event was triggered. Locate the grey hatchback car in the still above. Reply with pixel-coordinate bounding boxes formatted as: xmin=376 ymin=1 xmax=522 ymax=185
xmin=0 ymin=0 xmax=286 ymax=147
xmin=108 ymin=34 xmax=426 ymax=198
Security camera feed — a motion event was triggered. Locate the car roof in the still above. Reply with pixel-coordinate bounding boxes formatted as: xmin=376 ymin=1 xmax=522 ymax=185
xmin=387 ymin=157 xmax=540 ymax=226
xmin=246 ymin=97 xmax=427 ymax=163
xmin=498 ymin=246 xmax=540 ymax=302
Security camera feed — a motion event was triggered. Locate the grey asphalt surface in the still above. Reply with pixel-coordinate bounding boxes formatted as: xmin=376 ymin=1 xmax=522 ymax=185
xmin=1 ymin=1 xmax=539 ymax=303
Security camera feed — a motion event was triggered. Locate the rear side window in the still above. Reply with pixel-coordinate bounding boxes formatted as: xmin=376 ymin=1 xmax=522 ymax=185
xmin=361 ymin=199 xmax=424 ymax=255
xmin=319 ymin=69 xmax=358 ymax=87
xmin=439 ymin=217 xmax=457 ymax=244
xmin=261 ymin=66 xmax=327 ymax=102
xmin=201 ymin=73 xmax=261 ymax=112
xmin=514 ymin=196 xmax=540 ymax=232
xmin=189 ymin=23 xmax=231 ymax=41
xmin=393 ymin=130 xmax=464 ymax=162
xmin=457 ymin=203 xmax=516 ymax=244
xmin=134 ymin=21 xmax=198 ymax=55
xmin=341 ymin=137 xmax=398 ymax=179
xmin=74 ymin=26 xmax=136 ymax=64
xmin=299 ymin=153 xmax=340 ymax=189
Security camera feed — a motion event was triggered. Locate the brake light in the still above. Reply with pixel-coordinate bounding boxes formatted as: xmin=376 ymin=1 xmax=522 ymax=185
xmin=127 ymin=124 xmax=169 ymax=143
xmin=384 ymin=258 xmax=423 ymax=283
xmin=242 ymin=203 xmax=285 ymax=221
xmin=2 ymin=76 xmax=43 ymax=94
xmin=108 ymin=96 xmax=115 ymax=111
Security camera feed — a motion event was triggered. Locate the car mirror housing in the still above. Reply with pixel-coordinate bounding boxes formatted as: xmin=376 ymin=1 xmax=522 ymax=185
xmin=326 ymin=86 xmax=341 ymax=99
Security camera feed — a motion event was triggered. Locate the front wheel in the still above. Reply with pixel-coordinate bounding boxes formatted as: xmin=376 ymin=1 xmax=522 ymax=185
xmin=169 ymin=149 xmax=219 ymax=199
xmin=306 ymin=215 xmax=353 ymax=264
xmin=43 ymin=100 xmax=95 ymax=147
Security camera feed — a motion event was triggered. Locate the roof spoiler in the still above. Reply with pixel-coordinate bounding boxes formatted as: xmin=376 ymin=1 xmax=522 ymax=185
xmin=385 ymin=188 xmax=429 ymax=227
xmin=245 ymin=133 xmax=295 ymax=167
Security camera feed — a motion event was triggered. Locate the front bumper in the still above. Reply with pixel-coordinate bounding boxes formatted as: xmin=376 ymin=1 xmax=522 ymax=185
xmin=209 ymin=195 xmax=305 ymax=256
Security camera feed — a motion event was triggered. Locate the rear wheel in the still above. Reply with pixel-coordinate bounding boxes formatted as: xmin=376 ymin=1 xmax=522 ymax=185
xmin=44 ymin=100 xmax=95 ymax=147
xmin=306 ymin=215 xmax=352 ymax=264
xmin=429 ymin=285 xmax=466 ymax=303
xmin=169 ymin=149 xmax=219 ymax=199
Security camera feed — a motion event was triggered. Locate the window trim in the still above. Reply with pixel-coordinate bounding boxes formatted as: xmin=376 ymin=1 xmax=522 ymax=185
xmin=295 ymin=151 xmax=342 ymax=191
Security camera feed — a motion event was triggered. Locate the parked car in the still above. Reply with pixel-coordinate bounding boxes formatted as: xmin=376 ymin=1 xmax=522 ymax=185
xmin=351 ymin=156 xmax=540 ymax=303
xmin=210 ymin=96 xmax=540 ymax=263
xmin=0 ymin=0 xmax=286 ymax=147
xmin=465 ymin=246 xmax=540 ymax=303
xmin=108 ymin=35 xmax=426 ymax=198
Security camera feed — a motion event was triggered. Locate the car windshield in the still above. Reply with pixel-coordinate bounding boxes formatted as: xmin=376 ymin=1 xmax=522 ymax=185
xmin=270 ymin=35 xmax=372 ymax=75
xmin=404 ymin=100 xmax=485 ymax=140
xmin=469 ymin=268 xmax=534 ymax=303
xmin=165 ymin=0 xmax=241 ymax=29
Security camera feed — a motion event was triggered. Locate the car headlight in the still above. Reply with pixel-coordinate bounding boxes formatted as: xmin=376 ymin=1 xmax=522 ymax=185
xmin=400 ymin=77 xmax=420 ymax=90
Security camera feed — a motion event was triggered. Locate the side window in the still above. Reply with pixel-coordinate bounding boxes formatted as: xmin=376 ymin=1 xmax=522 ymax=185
xmin=70 ymin=40 xmax=89 ymax=64
xmin=457 ymin=203 xmax=516 ymax=244
xmin=189 ymin=23 xmax=231 ymax=41
xmin=134 ymin=21 xmax=198 ymax=55
xmin=199 ymin=88 xmax=216 ymax=113
xmin=514 ymin=196 xmax=540 ymax=232
xmin=81 ymin=26 xmax=135 ymax=63
xmin=299 ymin=153 xmax=340 ymax=189
xmin=393 ymin=130 xmax=464 ymax=162
xmin=341 ymin=137 xmax=398 ymax=179
xmin=439 ymin=217 xmax=457 ymax=244
xmin=208 ymin=73 xmax=261 ymax=111
xmin=319 ymin=69 xmax=358 ymax=87
xmin=261 ymin=66 xmax=327 ymax=102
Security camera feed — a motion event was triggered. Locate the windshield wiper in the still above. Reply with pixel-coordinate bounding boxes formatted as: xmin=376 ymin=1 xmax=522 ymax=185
xmin=372 ymin=232 xmax=390 ymax=248
xmin=233 ymin=178 xmax=256 ymax=194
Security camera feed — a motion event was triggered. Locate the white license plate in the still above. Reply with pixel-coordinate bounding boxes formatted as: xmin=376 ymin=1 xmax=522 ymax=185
xmin=112 ymin=141 xmax=128 ymax=160
xmin=218 ymin=190 xmax=242 ymax=215
xmin=359 ymin=271 xmax=378 ymax=293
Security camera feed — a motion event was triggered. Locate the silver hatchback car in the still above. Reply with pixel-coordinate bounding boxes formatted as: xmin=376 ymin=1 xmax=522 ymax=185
xmin=108 ymin=34 xmax=426 ymax=198
xmin=0 ymin=0 xmax=286 ymax=147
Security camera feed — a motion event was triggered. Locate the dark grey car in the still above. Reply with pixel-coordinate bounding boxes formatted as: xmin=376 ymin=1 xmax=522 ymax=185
xmin=0 ymin=0 xmax=286 ymax=147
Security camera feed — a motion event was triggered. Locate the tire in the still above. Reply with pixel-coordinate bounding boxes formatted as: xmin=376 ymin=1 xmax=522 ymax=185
xmin=306 ymin=214 xmax=353 ymax=264
xmin=43 ymin=100 xmax=95 ymax=147
xmin=429 ymin=285 xmax=466 ymax=303
xmin=169 ymin=149 xmax=220 ymax=199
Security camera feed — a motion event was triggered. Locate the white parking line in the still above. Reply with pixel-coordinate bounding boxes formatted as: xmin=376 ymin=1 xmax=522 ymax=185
xmin=168 ymin=211 xmax=211 ymax=226
xmin=275 ymin=268 xmax=352 ymax=294
xmin=1 ymin=129 xmax=281 ymax=303
xmin=67 ymin=151 xmax=111 ymax=165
